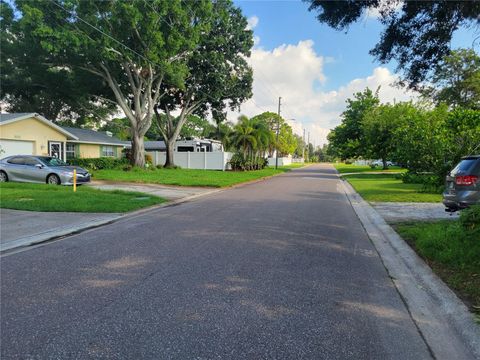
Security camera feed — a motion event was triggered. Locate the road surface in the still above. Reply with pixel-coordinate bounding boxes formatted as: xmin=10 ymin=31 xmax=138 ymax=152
xmin=1 ymin=164 xmax=432 ymax=359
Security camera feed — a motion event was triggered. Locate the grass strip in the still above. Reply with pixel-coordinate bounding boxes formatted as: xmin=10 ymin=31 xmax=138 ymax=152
xmin=93 ymin=166 xmax=297 ymax=188
xmin=343 ymin=173 xmax=442 ymax=202
xmin=0 ymin=183 xmax=165 ymax=213
xmin=394 ymin=221 xmax=480 ymax=315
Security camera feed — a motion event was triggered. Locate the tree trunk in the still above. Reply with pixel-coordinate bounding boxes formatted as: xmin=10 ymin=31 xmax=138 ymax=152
xmin=382 ymin=158 xmax=388 ymax=170
xmin=164 ymin=139 xmax=175 ymax=168
xmin=131 ymin=133 xmax=145 ymax=167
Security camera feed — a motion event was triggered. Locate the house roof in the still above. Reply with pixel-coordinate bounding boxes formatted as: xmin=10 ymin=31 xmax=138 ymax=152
xmin=61 ymin=126 xmax=126 ymax=146
xmin=0 ymin=113 xmax=78 ymax=140
xmin=145 ymin=141 xmax=166 ymax=150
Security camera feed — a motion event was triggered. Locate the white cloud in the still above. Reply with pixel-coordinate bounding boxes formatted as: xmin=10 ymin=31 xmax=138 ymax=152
xmin=246 ymin=16 xmax=259 ymax=30
xmin=230 ymin=40 xmax=418 ymax=147
xmin=366 ymin=0 xmax=403 ymax=19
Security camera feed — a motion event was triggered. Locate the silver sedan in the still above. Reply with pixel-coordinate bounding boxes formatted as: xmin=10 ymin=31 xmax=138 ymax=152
xmin=0 ymin=155 xmax=90 ymax=185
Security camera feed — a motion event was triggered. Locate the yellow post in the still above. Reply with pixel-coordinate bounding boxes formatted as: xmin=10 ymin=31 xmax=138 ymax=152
xmin=73 ymin=168 xmax=77 ymax=192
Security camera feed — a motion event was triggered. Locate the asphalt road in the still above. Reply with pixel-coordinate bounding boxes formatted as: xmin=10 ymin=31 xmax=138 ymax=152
xmin=1 ymin=164 xmax=432 ymax=359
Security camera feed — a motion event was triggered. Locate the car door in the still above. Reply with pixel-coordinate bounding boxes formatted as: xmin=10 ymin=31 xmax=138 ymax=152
xmin=22 ymin=157 xmax=49 ymax=183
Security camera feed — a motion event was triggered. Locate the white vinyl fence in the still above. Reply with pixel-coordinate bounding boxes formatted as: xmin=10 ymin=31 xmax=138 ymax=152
xmin=147 ymin=151 xmax=233 ymax=171
xmin=268 ymin=157 xmax=292 ymax=167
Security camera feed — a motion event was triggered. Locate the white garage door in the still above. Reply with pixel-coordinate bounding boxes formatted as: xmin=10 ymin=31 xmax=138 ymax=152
xmin=0 ymin=139 xmax=34 ymax=159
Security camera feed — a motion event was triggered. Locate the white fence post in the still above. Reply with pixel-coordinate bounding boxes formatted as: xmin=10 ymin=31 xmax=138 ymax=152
xmin=204 ymin=151 xmax=207 ymax=170
xmin=187 ymin=152 xmax=191 ymax=169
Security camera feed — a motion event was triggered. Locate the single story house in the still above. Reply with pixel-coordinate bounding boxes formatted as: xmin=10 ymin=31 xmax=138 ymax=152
xmin=0 ymin=113 xmax=125 ymax=160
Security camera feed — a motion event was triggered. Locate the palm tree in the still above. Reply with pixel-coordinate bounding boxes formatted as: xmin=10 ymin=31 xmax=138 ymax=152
xmin=231 ymin=116 xmax=258 ymax=158
xmin=250 ymin=118 xmax=273 ymax=167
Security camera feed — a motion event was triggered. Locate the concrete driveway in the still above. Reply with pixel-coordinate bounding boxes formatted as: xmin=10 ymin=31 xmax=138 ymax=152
xmin=89 ymin=180 xmax=214 ymax=201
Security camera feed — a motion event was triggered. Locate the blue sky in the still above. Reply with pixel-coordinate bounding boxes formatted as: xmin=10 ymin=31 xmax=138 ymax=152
xmin=231 ymin=0 xmax=479 ymax=146
xmin=237 ymin=0 xmax=393 ymax=91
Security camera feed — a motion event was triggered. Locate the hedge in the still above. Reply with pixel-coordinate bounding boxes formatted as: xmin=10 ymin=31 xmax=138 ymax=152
xmin=68 ymin=157 xmax=129 ymax=170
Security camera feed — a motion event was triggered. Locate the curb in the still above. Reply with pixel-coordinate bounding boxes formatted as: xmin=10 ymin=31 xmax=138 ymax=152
xmin=339 ymin=177 xmax=480 ymax=359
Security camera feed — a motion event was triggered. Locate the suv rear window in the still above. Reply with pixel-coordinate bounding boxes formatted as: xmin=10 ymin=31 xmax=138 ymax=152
xmin=451 ymin=158 xmax=478 ymax=175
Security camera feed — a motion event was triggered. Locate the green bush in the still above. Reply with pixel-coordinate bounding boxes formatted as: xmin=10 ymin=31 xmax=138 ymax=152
xmin=68 ymin=157 xmax=129 ymax=170
xmin=398 ymin=171 xmax=443 ymax=193
xmin=460 ymin=205 xmax=480 ymax=238
xmin=229 ymin=153 xmax=267 ymax=171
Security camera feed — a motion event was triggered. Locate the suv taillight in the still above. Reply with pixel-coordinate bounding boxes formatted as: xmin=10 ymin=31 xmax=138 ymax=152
xmin=455 ymin=175 xmax=479 ymax=185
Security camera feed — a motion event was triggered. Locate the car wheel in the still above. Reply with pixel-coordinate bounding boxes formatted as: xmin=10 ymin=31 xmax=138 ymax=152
xmin=47 ymin=174 xmax=61 ymax=185
xmin=0 ymin=171 xmax=8 ymax=182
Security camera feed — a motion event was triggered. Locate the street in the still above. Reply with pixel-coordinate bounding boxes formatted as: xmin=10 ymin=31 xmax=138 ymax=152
xmin=1 ymin=164 xmax=431 ymax=359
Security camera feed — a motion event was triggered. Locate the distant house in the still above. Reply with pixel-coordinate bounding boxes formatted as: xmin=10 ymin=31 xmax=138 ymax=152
xmin=0 ymin=113 xmax=125 ymax=160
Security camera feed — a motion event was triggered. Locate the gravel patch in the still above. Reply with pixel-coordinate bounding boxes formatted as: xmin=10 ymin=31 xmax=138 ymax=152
xmin=371 ymin=202 xmax=461 ymax=223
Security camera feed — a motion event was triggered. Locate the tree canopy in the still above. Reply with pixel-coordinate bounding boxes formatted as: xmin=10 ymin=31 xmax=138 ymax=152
xmin=0 ymin=1 xmax=115 ymax=123
xmin=306 ymin=0 xmax=480 ymax=89
xmin=425 ymin=48 xmax=480 ymax=109
xmin=327 ymin=88 xmax=379 ymax=160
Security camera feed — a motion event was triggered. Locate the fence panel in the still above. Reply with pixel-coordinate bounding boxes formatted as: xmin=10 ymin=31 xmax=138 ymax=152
xmin=147 ymin=151 xmax=232 ymax=170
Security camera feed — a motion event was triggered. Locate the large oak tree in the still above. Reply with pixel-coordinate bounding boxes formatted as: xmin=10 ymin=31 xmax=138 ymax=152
xmin=154 ymin=0 xmax=253 ymax=167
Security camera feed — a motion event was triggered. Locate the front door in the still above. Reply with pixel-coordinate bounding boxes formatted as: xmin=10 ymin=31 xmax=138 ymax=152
xmin=49 ymin=142 xmax=62 ymax=160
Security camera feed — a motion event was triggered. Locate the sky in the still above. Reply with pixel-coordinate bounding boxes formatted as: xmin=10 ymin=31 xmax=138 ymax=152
xmin=229 ymin=0 xmax=479 ymax=147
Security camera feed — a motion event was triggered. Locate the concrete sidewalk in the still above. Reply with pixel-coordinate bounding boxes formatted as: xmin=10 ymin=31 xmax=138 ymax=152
xmin=0 ymin=209 xmax=121 ymax=252
xmin=1 ymin=182 xmax=217 ymax=253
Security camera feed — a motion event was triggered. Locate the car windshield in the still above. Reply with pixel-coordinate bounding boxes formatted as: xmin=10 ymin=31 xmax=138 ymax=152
xmin=38 ymin=157 xmax=68 ymax=166
xmin=450 ymin=159 xmax=477 ymax=175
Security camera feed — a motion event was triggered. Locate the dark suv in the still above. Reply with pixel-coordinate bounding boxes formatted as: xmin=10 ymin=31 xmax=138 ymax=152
xmin=443 ymin=155 xmax=480 ymax=212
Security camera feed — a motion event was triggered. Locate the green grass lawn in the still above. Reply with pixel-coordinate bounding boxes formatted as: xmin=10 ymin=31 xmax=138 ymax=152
xmin=395 ymin=221 xmax=480 ymax=314
xmin=93 ymin=166 xmax=296 ymax=188
xmin=343 ymin=173 xmax=442 ymax=202
xmin=0 ymin=183 xmax=165 ymax=213
xmin=334 ymin=163 xmax=405 ymax=174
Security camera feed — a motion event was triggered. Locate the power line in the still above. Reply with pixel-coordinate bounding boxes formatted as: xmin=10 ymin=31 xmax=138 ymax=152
xmin=49 ymin=0 xmax=154 ymax=66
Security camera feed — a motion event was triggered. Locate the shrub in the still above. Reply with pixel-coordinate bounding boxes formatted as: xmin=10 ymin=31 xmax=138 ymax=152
xmin=228 ymin=153 xmax=267 ymax=171
xmin=459 ymin=205 xmax=480 ymax=238
xmin=399 ymin=171 xmax=443 ymax=192
xmin=68 ymin=157 xmax=129 ymax=170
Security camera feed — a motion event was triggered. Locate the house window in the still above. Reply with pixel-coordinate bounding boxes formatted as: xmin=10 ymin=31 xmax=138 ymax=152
xmin=102 ymin=145 xmax=115 ymax=157
xmin=66 ymin=144 xmax=76 ymax=159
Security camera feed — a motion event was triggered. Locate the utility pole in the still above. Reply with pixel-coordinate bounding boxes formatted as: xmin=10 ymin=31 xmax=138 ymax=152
xmin=302 ymin=128 xmax=306 ymax=162
xmin=275 ymin=96 xmax=281 ymax=169
xmin=307 ymin=131 xmax=310 ymax=162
